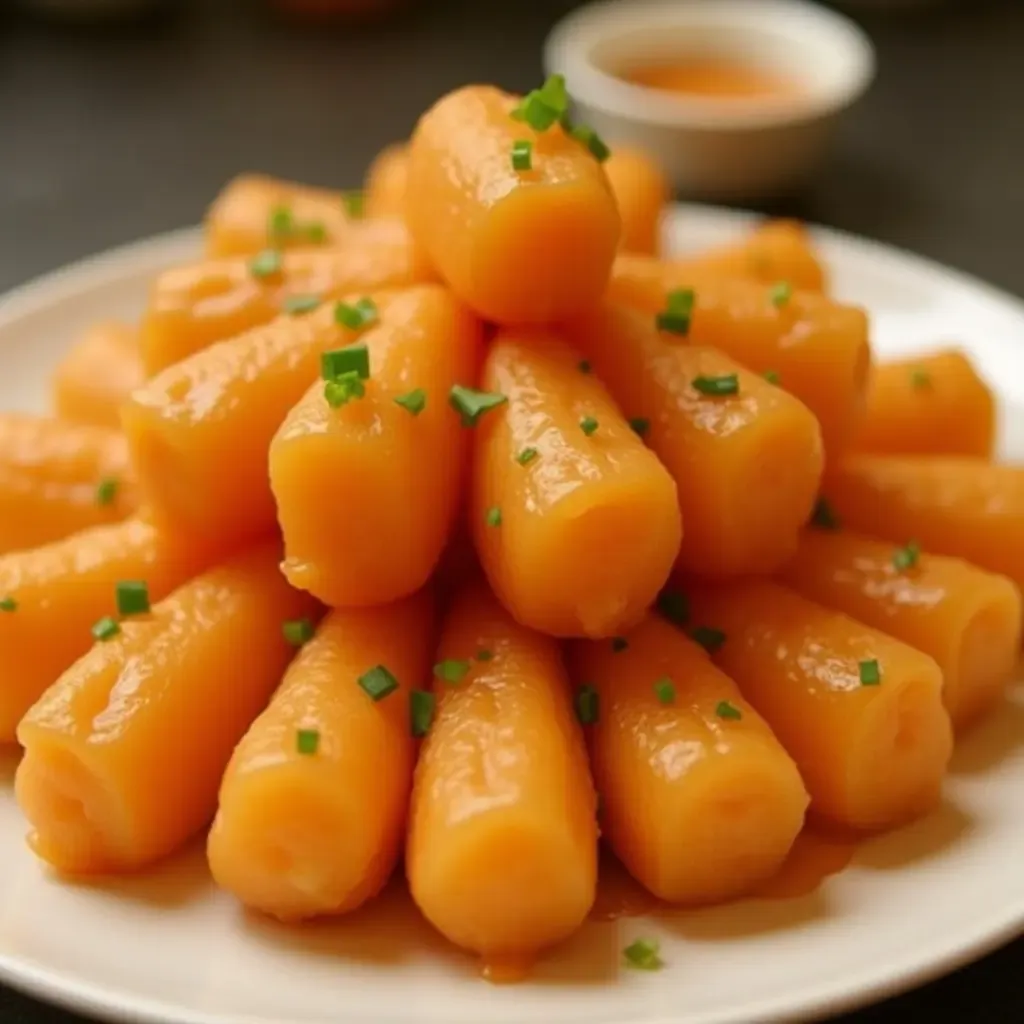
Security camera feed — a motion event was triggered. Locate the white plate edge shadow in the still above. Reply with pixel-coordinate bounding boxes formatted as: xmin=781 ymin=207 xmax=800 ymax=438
xmin=0 ymin=204 xmax=1021 ymax=1024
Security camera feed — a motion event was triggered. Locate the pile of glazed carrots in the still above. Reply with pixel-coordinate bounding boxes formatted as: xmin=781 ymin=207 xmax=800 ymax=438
xmin=5 ymin=77 xmax=1023 ymax=972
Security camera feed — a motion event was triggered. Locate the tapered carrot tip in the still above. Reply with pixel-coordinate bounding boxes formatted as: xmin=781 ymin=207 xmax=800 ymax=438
xmin=406 ymin=83 xmax=620 ymax=324
xmin=364 ymin=143 xmax=409 ymax=218
xmin=603 ymin=145 xmax=670 ymax=255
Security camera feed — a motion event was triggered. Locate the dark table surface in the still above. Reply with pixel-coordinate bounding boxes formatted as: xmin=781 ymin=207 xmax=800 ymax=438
xmin=0 ymin=0 xmax=1022 ymax=1021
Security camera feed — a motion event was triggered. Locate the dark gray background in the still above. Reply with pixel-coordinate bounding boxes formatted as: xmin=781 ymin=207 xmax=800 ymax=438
xmin=0 ymin=0 xmax=1022 ymax=1021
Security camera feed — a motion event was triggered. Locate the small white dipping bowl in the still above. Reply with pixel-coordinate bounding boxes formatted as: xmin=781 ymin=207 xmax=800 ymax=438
xmin=544 ymin=0 xmax=876 ymax=200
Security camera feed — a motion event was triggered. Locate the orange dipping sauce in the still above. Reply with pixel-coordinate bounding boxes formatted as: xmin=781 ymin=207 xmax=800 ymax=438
xmin=619 ymin=58 xmax=801 ymax=101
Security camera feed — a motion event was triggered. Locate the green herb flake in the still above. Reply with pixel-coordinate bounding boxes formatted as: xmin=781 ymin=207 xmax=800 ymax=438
xmin=580 ymin=416 xmax=599 ymax=436
xmin=623 ymin=937 xmax=663 ymax=971
xmin=611 ymin=636 xmax=629 ymax=653
xmin=690 ymin=625 xmax=726 ymax=653
xmin=249 ymin=248 xmax=283 ymax=279
xmin=283 ymin=294 xmax=322 ymax=316
xmin=0 ymin=596 xmax=17 ymax=613
xmin=358 ymin=664 xmax=400 ymax=702
xmin=485 ymin=506 xmax=502 ymax=528
xmin=510 ymin=73 xmax=569 ymax=132
xmin=410 ymin=689 xmax=436 ymax=738
xmin=91 ymin=615 xmax=120 ymax=642
xmin=910 ymin=367 xmax=931 ymax=390
xmin=715 ymin=700 xmax=743 ymax=721
xmin=629 ymin=417 xmax=650 ymax=436
xmin=95 ymin=477 xmax=119 ymax=506
xmin=282 ymin=618 xmax=315 ymax=647
xmin=578 ymin=359 xmax=592 ymax=374
xmin=769 ymin=281 xmax=793 ymax=308
xmin=324 ymin=372 xmax=366 ymax=408
xmin=569 ymin=123 xmax=611 ymax=162
xmin=394 ymin=388 xmax=427 ymax=416
xmin=859 ymin=659 xmax=881 ymax=686
xmin=654 ymin=677 xmax=675 ymax=704
xmin=333 ymin=297 xmax=378 ymax=331
xmin=657 ymin=590 xmax=689 ymax=626
xmin=296 ymin=728 xmax=320 ymax=755
xmin=449 ymin=385 xmax=508 ymax=426
xmin=343 ymin=191 xmax=365 ymax=218
xmin=656 ymin=288 xmax=695 ymax=337
xmin=434 ymin=659 xmax=471 ymax=685
xmin=268 ymin=205 xmax=293 ymax=239
xmin=321 ymin=343 xmax=370 ymax=382
xmin=811 ymin=497 xmax=840 ymax=530
xmin=575 ymin=683 xmax=599 ymax=725
xmin=892 ymin=540 xmax=921 ymax=572
xmin=476 ymin=648 xmax=494 ymax=662
xmin=763 ymin=369 xmax=781 ymax=385
xmin=115 ymin=580 xmax=150 ymax=617
xmin=692 ymin=374 xmax=739 ymax=397
xmin=517 ymin=446 xmax=539 ymax=466
xmin=511 ymin=139 xmax=533 ymax=172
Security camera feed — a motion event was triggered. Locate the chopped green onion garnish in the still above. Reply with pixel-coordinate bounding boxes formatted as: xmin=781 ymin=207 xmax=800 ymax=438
xmin=569 ymin=123 xmax=611 ymax=162
xmin=690 ymin=625 xmax=726 ymax=652
xmin=578 ymin=359 xmax=592 ymax=374
xmin=580 ymin=416 xmax=599 ymax=436
xmin=476 ymin=649 xmax=494 ymax=662
xmin=449 ymin=385 xmax=508 ymax=426
xmin=517 ymin=447 xmax=539 ymax=466
xmin=763 ymin=369 xmax=781 ymax=385
xmin=510 ymin=73 xmax=569 ymax=131
xmin=656 ymin=288 xmax=695 ymax=336
xmin=321 ymin=343 xmax=370 ymax=382
xmin=859 ymin=659 xmax=881 ymax=686
xmin=343 ymin=191 xmax=365 ymax=218
xmin=334 ymin=297 xmax=378 ymax=331
xmin=268 ymin=205 xmax=293 ymax=238
xmin=692 ymin=374 xmax=739 ymax=397
xmin=305 ymin=222 xmax=327 ymax=245
xmin=92 ymin=615 xmax=120 ymax=642
xmin=358 ymin=664 xmax=400 ymax=702
xmin=115 ymin=580 xmax=150 ymax=617
xmin=629 ymin=417 xmax=650 ymax=436
xmin=434 ymin=659 xmax=470 ymax=685
xmin=95 ymin=477 xmax=119 ymax=506
xmin=410 ymin=689 xmax=436 ymax=737
xmin=575 ymin=683 xmax=599 ymax=725
xmin=654 ymin=677 xmax=675 ymax=704
xmin=511 ymin=139 xmax=533 ymax=171
xmin=283 ymin=618 xmax=315 ymax=647
xmin=249 ymin=249 xmax=283 ymax=279
xmin=485 ymin=506 xmax=502 ymax=528
xmin=611 ymin=636 xmax=629 ymax=653
xmin=811 ymin=497 xmax=840 ymax=530
xmin=623 ymin=938 xmax=662 ymax=971
xmin=892 ymin=540 xmax=921 ymax=572
xmin=268 ymin=205 xmax=326 ymax=243
xmin=296 ymin=728 xmax=320 ymax=755
xmin=0 ymin=596 xmax=16 ymax=612
xmin=394 ymin=388 xmax=427 ymax=416
xmin=769 ymin=281 xmax=793 ymax=308
xmin=910 ymin=367 xmax=931 ymax=390
xmin=657 ymin=590 xmax=689 ymax=626
xmin=283 ymin=294 xmax=322 ymax=316
xmin=716 ymin=700 xmax=742 ymax=721
xmin=324 ymin=372 xmax=366 ymax=408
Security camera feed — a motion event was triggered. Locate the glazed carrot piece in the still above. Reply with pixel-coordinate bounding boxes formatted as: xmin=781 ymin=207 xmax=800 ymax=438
xmin=122 ymin=289 xmax=403 ymax=547
xmin=51 ymin=321 xmax=144 ymax=429
xmin=406 ymin=83 xmax=620 ymax=323
xmin=603 ymin=145 xmax=670 ymax=255
xmin=208 ymin=590 xmax=434 ymax=921
xmin=471 ymin=327 xmax=680 ymax=637
xmin=607 ymin=259 xmax=870 ymax=454
xmin=140 ymin=230 xmax=432 ymax=375
xmin=673 ymin=221 xmax=826 ymax=293
xmin=364 ymin=143 xmax=409 ymax=218
xmin=779 ymin=529 xmax=1022 ymax=731
xmin=0 ymin=516 xmax=218 ymax=742
xmin=569 ymin=615 xmax=808 ymax=904
xmin=15 ymin=542 xmax=319 ymax=875
xmin=270 ymin=286 xmax=482 ymax=607
xmin=854 ymin=350 xmax=995 ymax=457
xmin=407 ymin=578 xmax=597 ymax=958
xmin=564 ymin=303 xmax=821 ymax=578
xmin=823 ymin=456 xmax=1024 ymax=599
xmin=0 ymin=414 xmax=137 ymax=554
xmin=684 ymin=579 xmax=953 ymax=830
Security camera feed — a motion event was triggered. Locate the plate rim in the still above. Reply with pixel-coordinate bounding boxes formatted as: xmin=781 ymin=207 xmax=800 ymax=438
xmin=0 ymin=205 xmax=1022 ymax=1024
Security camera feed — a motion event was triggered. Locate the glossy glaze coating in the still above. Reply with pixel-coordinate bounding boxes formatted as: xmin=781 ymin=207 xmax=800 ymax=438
xmin=15 ymin=541 xmax=318 ymax=874
xmin=687 ymin=579 xmax=952 ymax=830
xmin=271 ymin=285 xmax=481 ymax=607
xmin=608 ymin=258 xmax=869 ymax=455
xmin=407 ymin=578 xmax=597 ymax=956
xmin=406 ymin=84 xmax=620 ymax=323
xmin=824 ymin=455 xmax=1024 ymax=599
xmin=141 ymin=221 xmax=427 ymax=374
xmin=780 ymin=529 xmax=1021 ymax=730
xmin=565 ymin=303 xmax=822 ymax=577
xmin=854 ymin=349 xmax=995 ymax=457
xmin=0 ymin=413 xmax=137 ymax=554
xmin=472 ymin=327 xmax=680 ymax=637
xmin=570 ymin=615 xmax=808 ymax=904
xmin=209 ymin=590 xmax=434 ymax=921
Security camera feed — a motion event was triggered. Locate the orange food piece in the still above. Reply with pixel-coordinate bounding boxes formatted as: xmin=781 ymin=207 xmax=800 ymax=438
xmin=602 ymin=145 xmax=670 ymax=255
xmin=565 ymin=303 xmax=822 ymax=578
xmin=270 ymin=286 xmax=482 ymax=607
xmin=854 ymin=350 xmax=995 ymax=457
xmin=140 ymin=230 xmax=432 ymax=375
xmin=569 ymin=615 xmax=808 ymax=904
xmin=51 ymin=321 xmax=144 ymax=429
xmin=685 ymin=579 xmax=953 ymax=830
xmin=407 ymin=578 xmax=597 ymax=957
xmin=15 ymin=542 xmax=319 ymax=875
xmin=823 ymin=455 xmax=1024 ymax=600
xmin=607 ymin=259 xmax=870 ymax=454
xmin=208 ymin=589 xmax=434 ymax=921
xmin=779 ymin=529 xmax=1022 ymax=731
xmin=406 ymin=84 xmax=620 ymax=324
xmin=123 ymin=289 xmax=403 ymax=547
xmin=364 ymin=143 xmax=409 ymax=218
xmin=0 ymin=516 xmax=218 ymax=742
xmin=472 ymin=327 xmax=680 ymax=636
xmin=673 ymin=220 xmax=826 ymax=292
xmin=0 ymin=414 xmax=137 ymax=554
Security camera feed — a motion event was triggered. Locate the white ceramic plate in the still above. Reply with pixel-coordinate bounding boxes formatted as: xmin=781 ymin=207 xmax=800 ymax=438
xmin=0 ymin=206 xmax=1022 ymax=1024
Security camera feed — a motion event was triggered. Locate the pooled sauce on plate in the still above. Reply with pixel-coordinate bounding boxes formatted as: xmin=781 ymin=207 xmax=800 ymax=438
xmin=619 ymin=58 xmax=801 ymax=101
